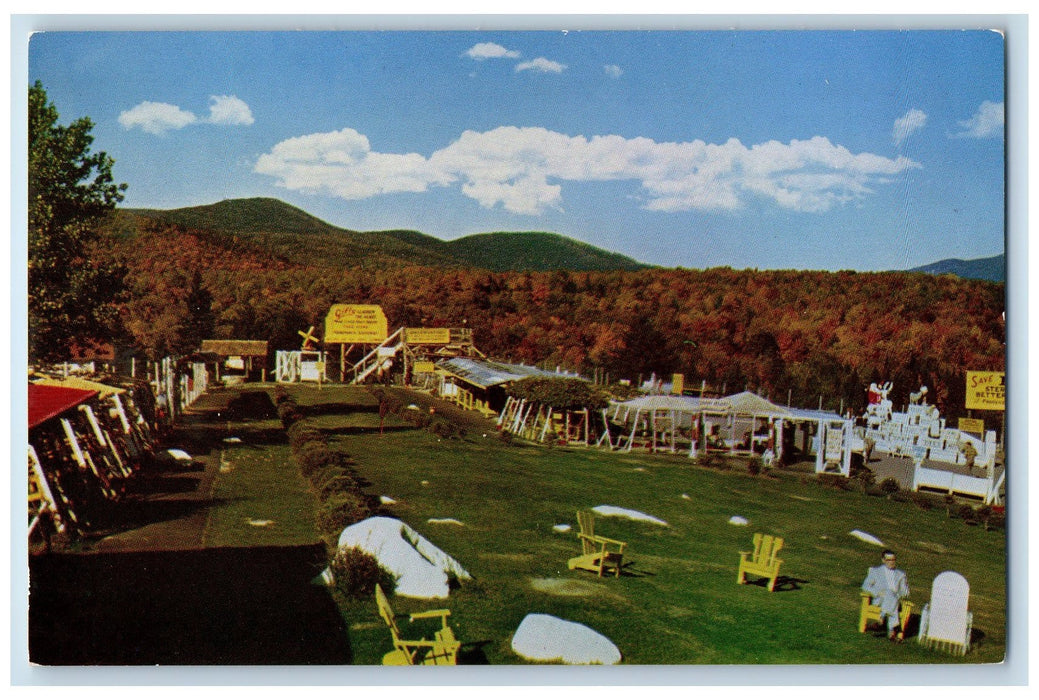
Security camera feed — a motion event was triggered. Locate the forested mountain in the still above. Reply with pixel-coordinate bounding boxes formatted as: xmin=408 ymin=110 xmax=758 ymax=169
xmin=907 ymin=254 xmax=1006 ymax=283
xmin=99 ymin=200 xmax=1006 ymax=422
xmin=116 ymin=197 xmax=648 ymax=272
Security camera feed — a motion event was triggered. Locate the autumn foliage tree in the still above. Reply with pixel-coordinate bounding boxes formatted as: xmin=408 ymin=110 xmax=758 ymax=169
xmin=28 ymin=81 xmax=127 ymax=362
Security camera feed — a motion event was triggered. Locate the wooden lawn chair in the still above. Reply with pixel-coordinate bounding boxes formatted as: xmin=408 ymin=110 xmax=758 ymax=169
xmin=736 ymin=533 xmax=784 ymax=592
xmin=917 ymin=571 xmax=973 ymax=655
xmin=375 ymin=583 xmax=460 ymax=665
xmin=567 ymin=510 xmax=627 ymax=577
xmin=858 ymin=592 xmax=913 ymax=638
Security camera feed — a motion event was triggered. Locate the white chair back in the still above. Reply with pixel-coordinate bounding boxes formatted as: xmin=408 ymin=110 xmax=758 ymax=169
xmin=925 ymin=571 xmax=970 ymax=643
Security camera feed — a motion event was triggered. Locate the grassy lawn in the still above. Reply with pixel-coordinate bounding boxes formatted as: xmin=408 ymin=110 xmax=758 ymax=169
xmin=207 ymin=385 xmax=1008 ymax=666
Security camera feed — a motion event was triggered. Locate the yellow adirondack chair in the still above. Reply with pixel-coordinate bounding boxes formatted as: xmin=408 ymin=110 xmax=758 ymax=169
xmin=858 ymin=592 xmax=913 ymax=639
xmin=736 ymin=533 xmax=784 ymax=592
xmin=375 ymin=584 xmax=460 ymax=665
xmin=567 ymin=510 xmax=627 ymax=577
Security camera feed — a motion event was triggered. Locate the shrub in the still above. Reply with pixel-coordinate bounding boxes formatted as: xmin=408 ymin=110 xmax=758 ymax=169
xmin=957 ymin=504 xmax=978 ymax=522
xmin=430 ymin=417 xmax=463 ymax=439
xmin=746 ymin=456 xmax=763 ymax=476
xmin=288 ymin=421 xmax=325 ymax=450
xmin=310 ymin=464 xmax=351 ymax=491
xmin=317 ymin=491 xmax=374 ymax=539
xmin=817 ymin=473 xmax=850 ymax=490
xmin=855 ymin=468 xmax=876 ymax=490
xmin=318 ymin=473 xmax=360 ymax=501
xmin=910 ymin=491 xmax=939 ymax=510
xmin=328 ymin=546 xmax=395 ymax=599
xmin=297 ymin=442 xmax=343 ymax=478
xmin=277 ymin=399 xmax=303 ymax=425
xmin=499 ymin=430 xmax=513 ymax=445
xmin=879 ymin=478 xmax=901 ymax=496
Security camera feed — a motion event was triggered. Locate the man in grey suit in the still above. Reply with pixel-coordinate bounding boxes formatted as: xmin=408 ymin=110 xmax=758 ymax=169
xmin=862 ymin=549 xmax=910 ymax=641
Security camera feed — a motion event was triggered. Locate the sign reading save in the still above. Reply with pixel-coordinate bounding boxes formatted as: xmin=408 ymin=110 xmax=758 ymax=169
xmin=965 ymin=371 xmax=1005 ymax=411
xmin=324 ymin=305 xmax=388 ymax=344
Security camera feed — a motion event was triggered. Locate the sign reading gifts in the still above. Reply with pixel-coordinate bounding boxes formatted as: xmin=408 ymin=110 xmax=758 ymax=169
xmin=965 ymin=371 xmax=1005 ymax=411
xmin=324 ymin=305 xmax=389 ymax=344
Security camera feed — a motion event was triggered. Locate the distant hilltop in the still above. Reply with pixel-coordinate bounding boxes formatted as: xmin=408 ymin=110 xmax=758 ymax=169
xmin=116 ymin=197 xmax=650 ymax=273
xmin=906 ymin=254 xmax=1005 ymax=283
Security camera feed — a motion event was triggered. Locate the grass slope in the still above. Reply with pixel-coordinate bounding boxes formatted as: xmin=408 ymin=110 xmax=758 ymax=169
xmin=258 ymin=386 xmax=1006 ymax=667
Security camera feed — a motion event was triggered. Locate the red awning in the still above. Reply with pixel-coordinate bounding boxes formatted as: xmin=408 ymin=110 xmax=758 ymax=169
xmin=28 ymin=383 xmax=98 ymax=429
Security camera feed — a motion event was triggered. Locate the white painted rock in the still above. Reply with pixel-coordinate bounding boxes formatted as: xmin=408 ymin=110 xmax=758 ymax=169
xmin=380 ymin=496 xmax=397 ymax=505
xmin=592 ymin=505 xmax=668 ymax=526
xmin=165 ymin=448 xmax=192 ymax=462
xmin=511 ymin=613 xmax=621 ymax=665
xmin=325 ymin=517 xmax=471 ymax=599
xmin=850 ymin=529 xmax=885 ymax=546
xmin=553 ymin=524 xmax=572 ymax=533
xmin=728 ymin=516 xmax=749 ymax=526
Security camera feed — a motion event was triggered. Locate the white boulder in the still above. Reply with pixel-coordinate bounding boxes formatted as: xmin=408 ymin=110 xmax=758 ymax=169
xmin=326 ymin=516 xmax=471 ymax=599
xmin=511 ymin=613 xmax=622 ymax=665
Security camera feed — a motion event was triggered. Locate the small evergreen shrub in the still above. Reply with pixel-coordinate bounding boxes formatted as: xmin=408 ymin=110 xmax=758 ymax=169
xmin=879 ymin=478 xmax=901 ymax=497
xmin=297 ymin=442 xmax=343 ymax=478
xmin=499 ymin=430 xmax=513 ymax=445
xmin=318 ymin=473 xmax=360 ymax=501
xmin=910 ymin=491 xmax=939 ymax=510
xmin=288 ymin=421 xmax=325 ymax=450
xmin=817 ymin=473 xmax=851 ymax=490
xmin=317 ymin=491 xmax=374 ymax=539
xmin=329 ymin=546 xmax=395 ymax=599
xmin=746 ymin=456 xmax=763 ymax=476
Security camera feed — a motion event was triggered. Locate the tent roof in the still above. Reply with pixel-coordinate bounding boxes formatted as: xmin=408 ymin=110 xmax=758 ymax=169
xmin=437 ymin=357 xmax=583 ymax=389
xmin=614 ymin=390 xmax=844 ymax=422
xmin=28 ymin=384 xmax=98 ymax=429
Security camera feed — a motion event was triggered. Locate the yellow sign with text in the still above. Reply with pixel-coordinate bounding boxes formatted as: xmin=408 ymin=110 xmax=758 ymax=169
xmin=413 ymin=361 xmax=437 ymax=374
xmin=405 ymin=328 xmax=452 ymax=345
xmin=965 ymin=371 xmax=1005 ymax=411
xmin=671 ymin=373 xmax=685 ymax=395
xmin=324 ymin=305 xmax=388 ymax=344
xmin=958 ymin=417 xmax=985 ymax=434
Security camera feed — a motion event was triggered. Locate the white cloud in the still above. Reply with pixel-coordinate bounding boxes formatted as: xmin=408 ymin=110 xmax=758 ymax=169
xmin=206 ymin=95 xmax=254 ymax=126
xmin=120 ymin=95 xmax=255 ymax=134
xmin=516 ymin=57 xmax=566 ymax=74
xmin=955 ymin=101 xmax=1004 ymax=138
xmin=464 ymin=42 xmax=520 ymax=60
xmin=118 ymin=101 xmax=197 ymax=135
xmin=255 ymin=126 xmax=919 ymax=216
xmin=892 ymin=108 xmax=927 ymax=146
xmin=604 ymin=64 xmax=623 ymax=79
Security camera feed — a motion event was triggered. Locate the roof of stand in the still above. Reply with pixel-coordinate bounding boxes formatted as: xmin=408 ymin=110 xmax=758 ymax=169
xmin=436 ymin=357 xmax=584 ymax=389
xmin=28 ymin=383 xmax=98 ymax=429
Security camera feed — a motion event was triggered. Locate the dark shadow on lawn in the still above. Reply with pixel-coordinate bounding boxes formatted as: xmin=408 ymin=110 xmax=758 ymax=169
xmin=458 ymin=641 xmax=493 ymax=665
xmin=320 ymin=425 xmax=418 ymax=437
xmin=301 ymin=402 xmax=380 ymax=417
xmin=741 ymin=575 xmax=809 ymax=592
xmin=223 ymin=391 xmax=279 ymax=421
xmin=28 ymin=543 xmax=351 ymax=665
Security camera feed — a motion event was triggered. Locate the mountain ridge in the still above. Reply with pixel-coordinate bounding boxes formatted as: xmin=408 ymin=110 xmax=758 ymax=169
xmin=118 ymin=197 xmax=650 ymax=272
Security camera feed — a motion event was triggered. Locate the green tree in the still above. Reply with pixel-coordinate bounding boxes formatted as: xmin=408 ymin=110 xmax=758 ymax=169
xmin=28 ymin=81 xmax=127 ymax=363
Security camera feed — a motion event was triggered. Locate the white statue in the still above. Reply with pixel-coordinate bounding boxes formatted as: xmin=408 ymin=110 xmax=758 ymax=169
xmin=909 ymin=385 xmax=929 ymax=405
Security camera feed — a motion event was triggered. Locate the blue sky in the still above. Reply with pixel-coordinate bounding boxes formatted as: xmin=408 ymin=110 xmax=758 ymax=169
xmin=27 ymin=29 xmax=1006 ymax=271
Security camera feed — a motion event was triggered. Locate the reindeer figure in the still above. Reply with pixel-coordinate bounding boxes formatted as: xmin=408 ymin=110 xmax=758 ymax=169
xmin=909 ymin=385 xmax=929 ymax=406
